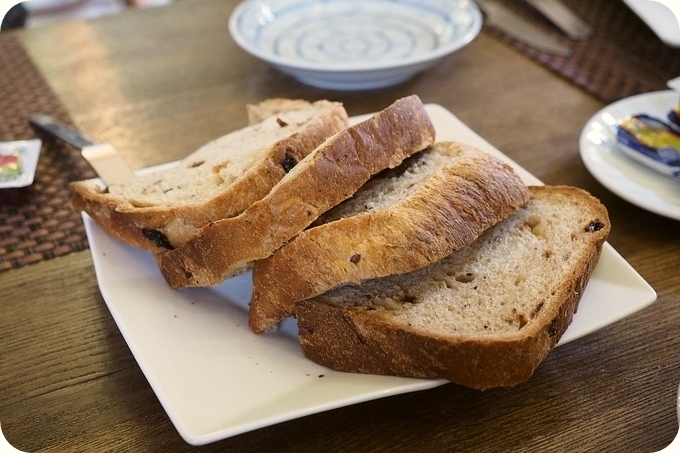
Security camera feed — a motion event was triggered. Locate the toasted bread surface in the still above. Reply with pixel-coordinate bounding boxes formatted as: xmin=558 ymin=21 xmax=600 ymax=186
xmin=296 ymin=185 xmax=610 ymax=390
xmin=157 ymin=95 xmax=436 ymax=288
xmin=248 ymin=141 xmax=531 ymax=333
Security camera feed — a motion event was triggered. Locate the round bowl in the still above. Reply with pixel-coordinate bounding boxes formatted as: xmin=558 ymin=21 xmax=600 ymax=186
xmin=228 ymin=0 xmax=482 ymax=90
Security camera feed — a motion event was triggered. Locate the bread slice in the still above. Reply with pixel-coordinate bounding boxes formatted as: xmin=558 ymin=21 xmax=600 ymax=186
xmin=70 ymin=99 xmax=349 ymax=252
xmin=157 ymin=95 xmax=437 ymax=288
xmin=248 ymin=141 xmax=531 ymax=333
xmin=246 ymin=98 xmax=323 ymax=124
xmin=295 ymin=185 xmax=610 ymax=390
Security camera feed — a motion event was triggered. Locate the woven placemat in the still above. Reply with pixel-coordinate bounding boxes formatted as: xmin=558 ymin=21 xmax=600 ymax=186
xmin=0 ymin=34 xmax=96 ymax=273
xmin=483 ymin=0 xmax=680 ymax=103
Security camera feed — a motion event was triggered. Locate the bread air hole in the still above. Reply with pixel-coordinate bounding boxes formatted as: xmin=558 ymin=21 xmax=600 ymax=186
xmin=508 ymin=309 xmax=528 ymax=329
xmin=455 ymin=272 xmax=476 ymax=283
xmin=129 ymin=198 xmax=158 ymax=208
xmin=531 ymin=302 xmax=545 ymax=318
xmin=368 ymin=297 xmax=403 ymax=310
xmin=209 ymin=162 xmax=229 ymax=185
xmin=525 ymin=214 xmax=546 ymax=238
xmin=517 ymin=314 xmax=528 ymax=329
xmin=403 ymin=294 xmax=417 ymax=304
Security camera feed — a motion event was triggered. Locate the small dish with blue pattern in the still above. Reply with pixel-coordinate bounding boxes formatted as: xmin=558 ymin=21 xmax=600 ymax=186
xmin=229 ymin=0 xmax=482 ymax=90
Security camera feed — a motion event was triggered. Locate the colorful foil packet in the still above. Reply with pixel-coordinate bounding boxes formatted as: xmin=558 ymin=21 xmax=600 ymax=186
xmin=0 ymin=152 xmax=22 ymax=181
xmin=668 ymin=105 xmax=680 ymax=133
xmin=0 ymin=139 xmax=42 ymax=189
xmin=616 ymin=112 xmax=680 ymax=179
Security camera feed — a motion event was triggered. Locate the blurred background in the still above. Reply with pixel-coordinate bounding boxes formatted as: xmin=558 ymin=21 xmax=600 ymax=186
xmin=2 ymin=0 xmax=173 ymax=29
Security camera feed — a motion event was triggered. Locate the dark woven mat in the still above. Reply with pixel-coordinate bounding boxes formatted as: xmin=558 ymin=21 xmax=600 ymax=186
xmin=483 ymin=0 xmax=680 ymax=103
xmin=0 ymin=34 xmax=96 ymax=273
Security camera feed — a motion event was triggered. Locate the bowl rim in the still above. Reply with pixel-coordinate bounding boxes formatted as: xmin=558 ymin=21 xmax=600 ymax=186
xmin=228 ymin=0 xmax=483 ymax=74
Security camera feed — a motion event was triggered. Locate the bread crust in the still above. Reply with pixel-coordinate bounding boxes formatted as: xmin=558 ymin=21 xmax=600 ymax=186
xmin=70 ymin=100 xmax=349 ymax=252
xmin=248 ymin=142 xmax=532 ymax=333
xmin=295 ymin=186 xmax=610 ymax=390
xmin=157 ymin=95 xmax=437 ymax=288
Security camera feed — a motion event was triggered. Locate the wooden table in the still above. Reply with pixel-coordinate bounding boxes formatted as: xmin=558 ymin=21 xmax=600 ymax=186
xmin=2 ymin=0 xmax=679 ymax=451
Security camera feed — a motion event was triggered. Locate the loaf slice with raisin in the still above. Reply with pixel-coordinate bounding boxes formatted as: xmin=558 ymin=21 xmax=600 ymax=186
xmin=248 ymin=141 xmax=531 ymax=333
xmin=157 ymin=95 xmax=436 ymax=288
xmin=70 ymin=99 xmax=349 ymax=252
xmin=246 ymin=98 xmax=323 ymax=125
xmin=295 ymin=185 xmax=610 ymax=390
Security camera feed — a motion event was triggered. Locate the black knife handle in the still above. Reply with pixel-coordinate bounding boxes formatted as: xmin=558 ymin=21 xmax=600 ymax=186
xmin=29 ymin=115 xmax=97 ymax=149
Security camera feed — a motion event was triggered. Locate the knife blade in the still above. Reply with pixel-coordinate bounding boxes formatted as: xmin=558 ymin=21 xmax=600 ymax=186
xmin=29 ymin=115 xmax=135 ymax=186
xmin=526 ymin=0 xmax=591 ymax=40
xmin=475 ymin=0 xmax=571 ymax=56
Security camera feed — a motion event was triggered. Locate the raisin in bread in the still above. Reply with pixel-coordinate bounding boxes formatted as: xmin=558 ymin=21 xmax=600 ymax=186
xmin=295 ymin=185 xmax=610 ymax=390
xmin=248 ymin=141 xmax=531 ymax=333
xmin=157 ymin=95 xmax=437 ymax=288
xmin=70 ymin=99 xmax=349 ymax=252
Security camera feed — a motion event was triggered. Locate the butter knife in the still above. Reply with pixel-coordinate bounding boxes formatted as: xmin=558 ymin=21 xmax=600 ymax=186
xmin=476 ymin=0 xmax=571 ymax=56
xmin=29 ymin=115 xmax=135 ymax=186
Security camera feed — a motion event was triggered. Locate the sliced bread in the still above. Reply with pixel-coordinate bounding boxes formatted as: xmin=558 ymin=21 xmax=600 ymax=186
xmin=248 ymin=141 xmax=532 ymax=333
xmin=157 ymin=95 xmax=437 ymax=288
xmin=70 ymin=99 xmax=349 ymax=252
xmin=295 ymin=185 xmax=610 ymax=390
xmin=246 ymin=98 xmax=323 ymax=124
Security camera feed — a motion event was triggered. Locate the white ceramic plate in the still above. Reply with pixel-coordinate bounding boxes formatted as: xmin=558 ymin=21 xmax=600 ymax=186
xmin=84 ymin=104 xmax=656 ymax=445
xmin=623 ymin=0 xmax=680 ymax=47
xmin=579 ymin=90 xmax=680 ymax=220
xmin=228 ymin=0 xmax=482 ymax=90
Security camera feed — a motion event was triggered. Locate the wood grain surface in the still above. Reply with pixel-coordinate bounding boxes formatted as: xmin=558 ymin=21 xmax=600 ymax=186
xmin=1 ymin=0 xmax=679 ymax=451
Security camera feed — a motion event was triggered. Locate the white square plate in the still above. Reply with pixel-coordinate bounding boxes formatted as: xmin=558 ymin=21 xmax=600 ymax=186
xmin=84 ymin=104 xmax=657 ymax=445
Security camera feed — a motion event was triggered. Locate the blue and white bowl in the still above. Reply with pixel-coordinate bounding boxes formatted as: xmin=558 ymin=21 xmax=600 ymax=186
xmin=228 ymin=0 xmax=482 ymax=90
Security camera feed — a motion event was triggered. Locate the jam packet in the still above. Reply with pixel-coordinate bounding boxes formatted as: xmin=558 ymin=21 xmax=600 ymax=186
xmin=616 ymin=113 xmax=680 ymax=179
xmin=0 ymin=139 xmax=42 ymax=189
xmin=668 ymin=105 xmax=680 ymax=133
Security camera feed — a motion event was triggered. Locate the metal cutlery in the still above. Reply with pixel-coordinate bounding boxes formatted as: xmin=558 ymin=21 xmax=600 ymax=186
xmin=29 ymin=115 xmax=135 ymax=186
xmin=525 ymin=0 xmax=592 ymax=40
xmin=476 ymin=0 xmax=571 ymax=56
